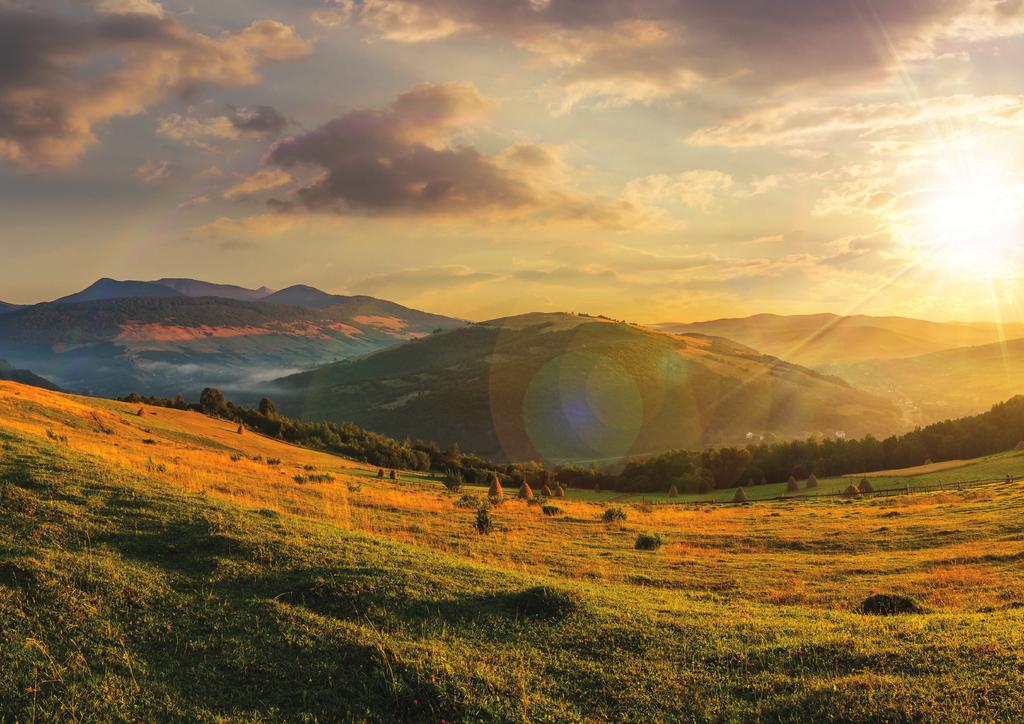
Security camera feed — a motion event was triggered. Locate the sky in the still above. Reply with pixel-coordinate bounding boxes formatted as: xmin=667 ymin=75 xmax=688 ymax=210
xmin=2 ymin=0 xmax=1024 ymax=324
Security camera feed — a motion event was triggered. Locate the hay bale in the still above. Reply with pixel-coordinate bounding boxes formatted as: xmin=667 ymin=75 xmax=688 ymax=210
xmin=844 ymin=483 xmax=863 ymax=498
xmin=786 ymin=476 xmax=800 ymax=492
xmin=805 ymin=474 xmax=819 ymax=489
xmin=667 ymin=484 xmax=679 ymax=498
xmin=518 ymin=482 xmax=534 ymax=500
xmin=541 ymin=484 xmax=553 ymax=497
xmin=555 ymin=484 xmax=565 ymax=498
xmin=732 ymin=487 xmax=748 ymax=504
xmin=489 ymin=475 xmax=504 ymax=499
xmin=858 ymin=477 xmax=874 ymax=494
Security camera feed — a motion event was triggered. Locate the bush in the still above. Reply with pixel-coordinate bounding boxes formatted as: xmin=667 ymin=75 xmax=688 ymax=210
xmin=602 ymin=506 xmax=627 ymax=523
xmin=443 ymin=476 xmax=462 ymax=493
xmin=512 ymin=586 xmax=582 ymax=620
xmin=541 ymin=505 xmax=563 ymax=517
xmin=454 ymin=493 xmax=481 ymax=509
xmin=635 ymin=533 xmax=664 ymax=551
xmin=859 ymin=593 xmax=922 ymax=615
xmin=732 ymin=487 xmax=748 ymax=504
xmin=475 ymin=505 xmax=494 ymax=534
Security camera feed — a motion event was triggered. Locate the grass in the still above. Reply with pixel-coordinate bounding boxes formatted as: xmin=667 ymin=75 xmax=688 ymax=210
xmin=3 ymin=381 xmax=1024 ymax=719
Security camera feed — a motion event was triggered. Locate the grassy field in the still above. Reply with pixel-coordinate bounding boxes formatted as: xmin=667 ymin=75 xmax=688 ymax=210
xmin=3 ymin=381 xmax=1024 ymax=720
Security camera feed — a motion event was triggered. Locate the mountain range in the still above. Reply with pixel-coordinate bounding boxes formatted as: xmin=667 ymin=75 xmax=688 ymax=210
xmin=269 ymin=312 xmax=904 ymax=462
xmin=0 ymin=278 xmax=463 ymax=397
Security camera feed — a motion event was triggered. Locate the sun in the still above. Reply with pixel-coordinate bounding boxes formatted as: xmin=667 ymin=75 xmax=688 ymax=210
xmin=919 ymin=169 xmax=1021 ymax=272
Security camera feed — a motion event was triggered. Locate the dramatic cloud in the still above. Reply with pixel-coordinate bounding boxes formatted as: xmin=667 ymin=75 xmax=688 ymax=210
xmin=264 ymin=81 xmax=636 ymax=222
xmin=330 ymin=0 xmax=1024 ymax=105
xmin=223 ymin=168 xmax=294 ymax=200
xmin=0 ymin=5 xmax=312 ymax=168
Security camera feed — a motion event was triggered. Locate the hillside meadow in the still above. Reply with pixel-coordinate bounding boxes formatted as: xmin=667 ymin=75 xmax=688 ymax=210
xmin=3 ymin=381 xmax=1024 ymax=720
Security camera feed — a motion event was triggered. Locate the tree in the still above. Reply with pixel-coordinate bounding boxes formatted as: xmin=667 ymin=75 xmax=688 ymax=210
xmin=199 ymin=388 xmax=228 ymax=417
xmin=258 ymin=397 xmax=277 ymax=418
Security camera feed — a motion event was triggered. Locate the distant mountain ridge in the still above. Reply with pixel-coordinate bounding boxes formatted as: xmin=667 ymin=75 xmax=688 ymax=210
xmin=657 ymin=313 xmax=1024 ymax=366
xmin=0 ymin=278 xmax=464 ymax=397
xmin=0 ymin=359 xmax=61 ymax=392
xmin=271 ymin=312 xmax=904 ymax=463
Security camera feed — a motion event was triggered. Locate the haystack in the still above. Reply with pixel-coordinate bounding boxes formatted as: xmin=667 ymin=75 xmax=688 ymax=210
xmin=489 ymin=475 xmax=504 ymax=499
xmin=1016 ymin=440 xmax=1024 ymax=451
xmin=541 ymin=484 xmax=553 ymax=497
xmin=668 ymin=484 xmax=679 ymax=498
xmin=555 ymin=484 xmax=566 ymax=498
xmin=844 ymin=483 xmax=863 ymax=498
xmin=858 ymin=477 xmax=874 ymax=494
xmin=518 ymin=481 xmax=534 ymax=500
xmin=733 ymin=487 xmax=748 ymax=504
xmin=786 ymin=476 xmax=800 ymax=492
xmin=805 ymin=474 xmax=819 ymax=489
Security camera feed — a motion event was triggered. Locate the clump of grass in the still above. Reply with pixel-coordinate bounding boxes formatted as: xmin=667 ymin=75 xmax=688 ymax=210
xmin=45 ymin=429 xmax=68 ymax=444
xmin=541 ymin=505 xmax=562 ymax=517
xmin=602 ymin=506 xmax=627 ymax=523
xmin=229 ymin=454 xmax=242 ymax=462
xmin=634 ymin=533 xmax=664 ymax=551
xmin=303 ymin=464 xmax=316 ymax=471
xmin=347 ymin=482 xmax=363 ymax=493
xmin=512 ymin=586 xmax=582 ymax=620
xmin=859 ymin=593 xmax=923 ymax=615
xmin=266 ymin=458 xmax=281 ymax=466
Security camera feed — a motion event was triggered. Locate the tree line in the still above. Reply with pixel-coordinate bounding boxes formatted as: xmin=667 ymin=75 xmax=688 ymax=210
xmin=122 ymin=389 xmax=1024 ymax=494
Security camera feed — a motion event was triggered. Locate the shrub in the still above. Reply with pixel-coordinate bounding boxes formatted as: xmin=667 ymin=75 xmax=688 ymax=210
xmin=512 ymin=586 xmax=581 ymax=620
xmin=667 ymin=484 xmax=679 ymax=498
xmin=859 ymin=593 xmax=922 ymax=615
xmin=230 ymin=454 xmax=242 ymax=462
xmin=443 ymin=476 xmax=462 ymax=493
xmin=293 ymin=475 xmax=307 ymax=484
xmin=786 ymin=476 xmax=800 ymax=492
xmin=732 ymin=487 xmax=748 ymax=504
xmin=602 ymin=506 xmax=627 ymax=523
xmin=455 ymin=493 xmax=481 ymax=509
xmin=488 ymin=475 xmax=504 ymax=499
xmin=635 ymin=533 xmax=664 ymax=551
xmin=475 ymin=505 xmax=494 ymax=534
xmin=541 ymin=505 xmax=563 ymax=516
xmin=858 ymin=477 xmax=875 ymax=494
xmin=518 ymin=482 xmax=534 ymax=500
xmin=806 ymin=474 xmax=819 ymax=489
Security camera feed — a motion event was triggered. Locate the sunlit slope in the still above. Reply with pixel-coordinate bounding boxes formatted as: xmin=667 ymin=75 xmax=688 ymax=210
xmin=3 ymin=381 xmax=1024 ymax=719
xmin=831 ymin=336 xmax=1024 ymax=422
xmin=659 ymin=313 xmax=1024 ymax=366
xmin=274 ymin=313 xmax=904 ymax=462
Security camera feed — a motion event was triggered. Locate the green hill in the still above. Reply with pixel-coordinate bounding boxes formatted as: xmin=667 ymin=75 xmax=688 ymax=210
xmin=273 ymin=312 xmax=904 ymax=462
xmin=2 ymin=381 xmax=1024 ymax=720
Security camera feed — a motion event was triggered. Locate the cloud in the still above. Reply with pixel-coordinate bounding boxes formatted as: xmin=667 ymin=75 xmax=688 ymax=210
xmin=329 ymin=0 xmax=1024 ymax=106
xmin=187 ymin=213 xmax=302 ymax=240
xmin=352 ymin=264 xmax=499 ymax=293
xmin=626 ymin=170 xmax=734 ymax=210
xmin=95 ymin=0 xmax=165 ymax=17
xmin=0 ymin=5 xmax=312 ymax=169
xmin=689 ymin=94 xmax=1024 ymax=148
xmin=229 ymin=105 xmax=290 ymax=135
xmin=263 ymin=81 xmax=638 ymax=223
xmin=135 ymin=159 xmax=169 ymax=183
xmin=222 ymin=168 xmax=293 ymax=200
